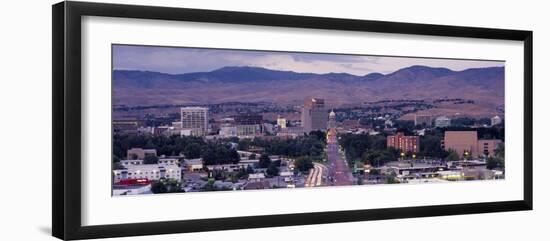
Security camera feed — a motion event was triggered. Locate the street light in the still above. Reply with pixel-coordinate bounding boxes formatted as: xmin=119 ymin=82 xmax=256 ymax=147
xmin=400 ymin=152 xmax=405 ymax=161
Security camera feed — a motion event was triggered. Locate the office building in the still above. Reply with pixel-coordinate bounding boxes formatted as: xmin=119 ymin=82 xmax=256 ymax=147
xmin=181 ymin=107 xmax=209 ymax=136
xmin=442 ymin=131 xmax=503 ymax=157
xmin=301 ymin=98 xmax=328 ymax=133
xmin=386 ymin=132 xmax=420 ymax=153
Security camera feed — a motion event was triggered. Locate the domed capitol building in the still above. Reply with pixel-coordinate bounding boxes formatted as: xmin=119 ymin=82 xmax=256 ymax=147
xmin=327 ymin=110 xmax=338 ymax=144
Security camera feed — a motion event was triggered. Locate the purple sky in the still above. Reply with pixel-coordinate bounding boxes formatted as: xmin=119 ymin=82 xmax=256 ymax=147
xmin=113 ymin=45 xmax=504 ymax=76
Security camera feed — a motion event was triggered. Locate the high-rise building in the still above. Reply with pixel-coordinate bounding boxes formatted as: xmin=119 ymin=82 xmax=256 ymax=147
xmin=386 ymin=132 xmax=419 ymax=153
xmin=181 ymin=107 xmax=209 ymax=136
xmin=301 ymin=98 xmax=328 ymax=133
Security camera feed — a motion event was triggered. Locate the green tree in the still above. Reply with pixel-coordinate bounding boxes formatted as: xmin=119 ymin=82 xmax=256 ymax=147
xmin=259 ymin=154 xmax=271 ymax=168
xmin=294 ymin=156 xmax=314 ymax=172
xmin=183 ymin=143 xmax=202 ymax=159
xmin=420 ymin=135 xmax=446 ymax=158
xmin=151 ymin=180 xmax=168 ymax=193
xmin=228 ymin=149 xmax=241 ymax=164
xmin=445 ymin=150 xmax=459 ymax=161
xmin=143 ymin=155 xmax=159 ymax=164
xmin=246 ymin=165 xmax=254 ymax=174
xmin=113 ymin=155 xmax=120 ymax=163
xmin=266 ymin=163 xmax=280 ymax=176
xmin=487 ymin=156 xmax=504 ymax=169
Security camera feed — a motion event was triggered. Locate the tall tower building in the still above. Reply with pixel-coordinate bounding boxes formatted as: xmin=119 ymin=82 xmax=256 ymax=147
xmin=301 ymin=98 xmax=328 ymax=133
xmin=180 ymin=107 xmax=209 ymax=136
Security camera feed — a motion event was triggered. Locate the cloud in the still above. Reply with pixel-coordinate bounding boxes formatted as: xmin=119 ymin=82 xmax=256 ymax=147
xmin=113 ymin=45 xmax=504 ymax=75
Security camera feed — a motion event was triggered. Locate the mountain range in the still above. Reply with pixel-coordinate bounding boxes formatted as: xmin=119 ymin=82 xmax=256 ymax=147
xmin=113 ymin=65 xmax=504 ymax=113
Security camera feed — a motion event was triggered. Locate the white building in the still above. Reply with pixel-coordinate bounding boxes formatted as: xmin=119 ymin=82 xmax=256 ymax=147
xmin=181 ymin=107 xmax=209 ymax=136
xmin=219 ymin=125 xmax=237 ymax=137
xmin=158 ymin=158 xmax=179 ymax=166
xmin=434 ymin=116 xmax=451 ymax=128
xmin=248 ymin=173 xmax=266 ymax=182
xmin=491 ymin=115 xmax=502 ymax=126
xmin=184 ymin=158 xmax=203 ymax=171
xmin=120 ymin=159 xmax=144 ymax=166
xmin=113 ymin=164 xmax=181 ymax=183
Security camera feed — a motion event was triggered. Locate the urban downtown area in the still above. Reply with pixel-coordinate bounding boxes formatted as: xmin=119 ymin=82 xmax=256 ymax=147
xmin=111 ymin=45 xmax=505 ymax=196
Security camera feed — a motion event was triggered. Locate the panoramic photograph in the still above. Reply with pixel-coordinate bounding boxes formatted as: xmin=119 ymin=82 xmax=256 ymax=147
xmin=111 ymin=44 xmax=505 ymax=196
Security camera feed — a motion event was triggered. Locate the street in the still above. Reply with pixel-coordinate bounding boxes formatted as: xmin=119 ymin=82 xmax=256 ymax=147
xmin=326 ymin=142 xmax=353 ymax=186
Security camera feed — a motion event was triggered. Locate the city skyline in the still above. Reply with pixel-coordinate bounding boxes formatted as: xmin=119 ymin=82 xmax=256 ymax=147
xmin=111 ymin=44 xmax=505 ymax=196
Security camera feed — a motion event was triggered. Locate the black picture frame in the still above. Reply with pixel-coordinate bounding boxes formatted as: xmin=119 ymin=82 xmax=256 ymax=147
xmin=52 ymin=1 xmax=533 ymax=240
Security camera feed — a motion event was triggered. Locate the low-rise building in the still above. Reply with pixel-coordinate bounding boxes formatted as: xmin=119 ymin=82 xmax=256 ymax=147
xmin=219 ymin=125 xmax=237 ymax=137
xmin=120 ymin=159 xmax=144 ymax=166
xmin=237 ymin=124 xmax=262 ymax=137
xmin=158 ymin=158 xmax=179 ymax=166
xmin=387 ymin=132 xmax=420 ymax=153
xmin=434 ymin=116 xmax=451 ymax=128
xmin=248 ymin=173 xmax=266 ymax=182
xmin=127 ymin=148 xmax=157 ymax=160
xmin=113 ymin=164 xmax=181 ymax=183
xmin=184 ymin=158 xmax=203 ymax=172
xmin=276 ymin=126 xmax=305 ymax=138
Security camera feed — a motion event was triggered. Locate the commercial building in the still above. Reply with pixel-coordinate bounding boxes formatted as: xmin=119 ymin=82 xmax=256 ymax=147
xmin=127 ymin=148 xmax=157 ymax=160
xmin=414 ymin=114 xmax=432 ymax=126
xmin=184 ymin=158 xmax=204 ymax=172
xmin=442 ymin=131 xmax=503 ymax=157
xmin=219 ymin=125 xmax=237 ymax=137
xmin=434 ymin=116 xmax=451 ymax=128
xmin=386 ymin=132 xmax=420 ymax=153
xmin=181 ymin=107 xmax=209 ymax=136
xmin=301 ymin=98 xmax=328 ymax=133
xmin=113 ymin=164 xmax=181 ymax=183
xmin=276 ymin=126 xmax=305 ymax=138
